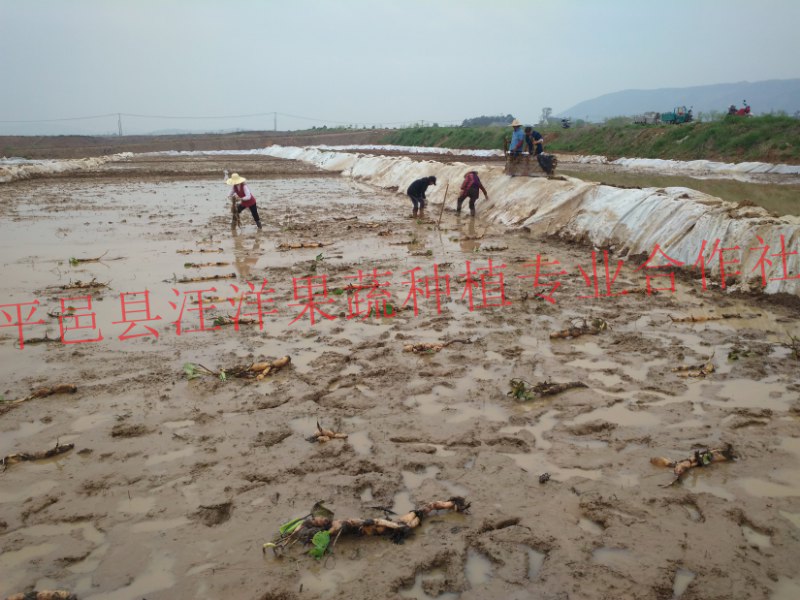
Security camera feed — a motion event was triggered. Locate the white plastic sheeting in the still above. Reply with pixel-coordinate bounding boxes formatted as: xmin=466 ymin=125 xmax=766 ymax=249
xmin=0 ymin=153 xmax=132 ymax=184
xmin=569 ymin=154 xmax=800 ymax=177
xmin=263 ymin=145 xmax=800 ymax=297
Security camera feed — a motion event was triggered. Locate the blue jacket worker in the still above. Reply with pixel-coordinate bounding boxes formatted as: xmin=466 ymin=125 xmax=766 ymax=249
xmin=508 ymin=119 xmax=525 ymax=155
xmin=406 ymin=175 xmax=437 ymax=217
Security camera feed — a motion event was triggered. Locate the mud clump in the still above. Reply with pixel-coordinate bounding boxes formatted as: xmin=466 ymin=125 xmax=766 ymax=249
xmin=193 ymin=502 xmax=233 ymax=527
xmin=110 ymin=423 xmax=151 ymax=438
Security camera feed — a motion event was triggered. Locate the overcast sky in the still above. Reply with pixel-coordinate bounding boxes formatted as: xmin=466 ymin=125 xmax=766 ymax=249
xmin=1 ymin=0 xmax=798 ymax=135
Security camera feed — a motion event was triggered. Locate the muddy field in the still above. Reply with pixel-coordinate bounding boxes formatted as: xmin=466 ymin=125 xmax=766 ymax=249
xmin=1 ymin=152 xmax=799 ymax=600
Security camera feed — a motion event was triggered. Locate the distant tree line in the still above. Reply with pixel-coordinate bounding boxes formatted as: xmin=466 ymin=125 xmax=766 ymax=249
xmin=461 ymin=114 xmax=515 ymax=127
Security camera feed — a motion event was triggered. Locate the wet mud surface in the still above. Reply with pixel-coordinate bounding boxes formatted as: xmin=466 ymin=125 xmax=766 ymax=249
xmin=1 ymin=154 xmax=799 ymax=600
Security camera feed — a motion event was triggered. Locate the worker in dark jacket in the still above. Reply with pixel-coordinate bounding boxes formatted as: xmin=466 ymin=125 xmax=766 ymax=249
xmin=524 ymin=126 xmax=544 ymax=155
xmin=456 ymin=170 xmax=489 ymax=217
xmin=406 ymin=175 xmax=437 ymax=217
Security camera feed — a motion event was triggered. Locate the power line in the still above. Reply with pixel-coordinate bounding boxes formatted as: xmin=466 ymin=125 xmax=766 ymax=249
xmin=0 ymin=113 xmax=117 ymax=123
xmin=0 ymin=111 xmax=463 ymax=128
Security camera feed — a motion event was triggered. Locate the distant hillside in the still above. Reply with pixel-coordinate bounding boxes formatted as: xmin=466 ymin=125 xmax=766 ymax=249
xmin=558 ymin=79 xmax=800 ymax=120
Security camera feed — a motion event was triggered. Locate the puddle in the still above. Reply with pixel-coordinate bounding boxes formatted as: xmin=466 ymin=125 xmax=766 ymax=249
xmin=465 ymin=549 xmax=493 ymax=587
xmin=71 ymin=412 xmax=113 ymax=433
xmin=0 ymin=479 xmax=57 ymax=503
xmin=737 ymin=475 xmax=800 ymax=498
xmin=779 ymin=510 xmax=800 ymax=529
xmin=579 ymin=518 xmax=604 ymax=535
xmin=527 ymin=548 xmax=546 ymax=579
xmin=0 ymin=419 xmax=52 ymax=457
xmin=392 ymin=490 xmax=415 ymax=515
xmin=398 ymin=568 xmax=459 ymax=600
xmin=684 ymin=505 xmax=703 ymax=522
xmin=741 ymin=525 xmax=772 ymax=549
xmin=410 ymin=384 xmax=509 ymax=423
xmin=702 ymin=379 xmax=791 ymax=412
xmin=591 ymin=547 xmax=632 ymax=570
xmin=83 ymin=550 xmax=176 ymax=600
xmin=117 ymin=496 xmax=156 ymax=515
xmin=360 ymin=486 xmax=373 ymax=503
xmin=163 ymin=419 xmax=195 ymax=429
xmin=681 ymin=473 xmax=736 ymax=501
xmin=505 ymin=453 xmax=602 ymax=481
xmin=403 ymin=466 xmax=440 ymax=489
xmin=144 ymin=446 xmax=194 ymax=466
xmin=565 ymin=358 xmax=619 ymax=371
xmin=569 ymin=401 xmax=661 ymax=428
xmin=348 ymin=430 xmax=372 ymax=455
xmin=0 ymin=542 xmax=57 ymax=570
xmin=500 ymin=409 xmax=559 ymax=449
xmin=567 ymin=437 xmax=609 ymax=449
xmin=571 ymin=341 xmax=605 ymax=356
xmin=771 ymin=577 xmax=800 ymax=600
xmin=130 ymin=517 xmax=190 ymax=533
xmin=440 ymin=479 xmax=469 ymax=498
xmin=69 ymin=543 xmax=111 ymax=575
xmin=672 ymin=568 xmax=695 ymax=599
xmin=588 ymin=371 xmax=623 ymax=387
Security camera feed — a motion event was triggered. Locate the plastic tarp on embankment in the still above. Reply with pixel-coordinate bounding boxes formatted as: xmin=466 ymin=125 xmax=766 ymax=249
xmin=264 ymin=145 xmax=800 ymax=297
xmin=0 ymin=153 xmax=133 ymax=183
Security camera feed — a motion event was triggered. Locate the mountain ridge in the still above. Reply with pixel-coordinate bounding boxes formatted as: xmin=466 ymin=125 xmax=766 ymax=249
xmin=558 ymin=78 xmax=800 ymax=120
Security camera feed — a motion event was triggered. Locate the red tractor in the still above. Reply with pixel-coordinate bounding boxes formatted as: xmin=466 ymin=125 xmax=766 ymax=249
xmin=727 ymin=100 xmax=751 ymax=116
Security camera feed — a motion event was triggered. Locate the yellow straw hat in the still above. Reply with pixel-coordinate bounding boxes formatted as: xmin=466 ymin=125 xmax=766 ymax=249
xmin=510 ymin=119 xmax=522 ymax=127
xmin=226 ymin=173 xmax=246 ymax=185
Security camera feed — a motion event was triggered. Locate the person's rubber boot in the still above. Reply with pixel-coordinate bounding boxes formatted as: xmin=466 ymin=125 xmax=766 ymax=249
xmin=412 ymin=208 xmax=418 ymax=218
xmin=255 ymin=219 xmax=262 ymax=230
xmin=456 ymin=199 xmax=463 ymax=214
xmin=470 ymin=207 xmax=476 ymax=218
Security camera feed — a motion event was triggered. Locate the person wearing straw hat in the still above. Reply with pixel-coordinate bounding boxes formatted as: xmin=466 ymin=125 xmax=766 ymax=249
xmin=224 ymin=170 xmax=261 ymax=229
xmin=508 ymin=119 xmax=525 ymax=155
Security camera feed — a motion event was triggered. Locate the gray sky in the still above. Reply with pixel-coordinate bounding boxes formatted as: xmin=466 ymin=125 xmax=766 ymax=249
xmin=1 ymin=0 xmax=798 ymax=135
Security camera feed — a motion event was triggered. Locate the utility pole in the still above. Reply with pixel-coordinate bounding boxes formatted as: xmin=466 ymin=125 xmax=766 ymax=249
xmin=117 ymin=113 xmax=122 ymax=136
xmin=274 ymin=112 xmax=277 ymax=132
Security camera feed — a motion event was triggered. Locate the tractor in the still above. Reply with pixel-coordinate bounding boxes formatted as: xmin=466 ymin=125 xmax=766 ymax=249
xmin=727 ymin=100 xmax=751 ymax=116
xmin=660 ymin=106 xmax=693 ymax=124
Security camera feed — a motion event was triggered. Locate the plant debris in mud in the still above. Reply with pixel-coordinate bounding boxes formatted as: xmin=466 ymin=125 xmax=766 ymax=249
xmin=550 ymin=317 xmax=609 ymax=339
xmin=263 ymin=497 xmax=470 ymax=559
xmin=783 ymin=332 xmax=800 ymax=360
xmin=308 ymin=420 xmax=348 ymax=443
xmin=671 ymin=354 xmax=715 ymax=378
xmin=183 ymin=261 xmax=231 ymax=268
xmin=650 ymin=443 xmax=737 ymax=486
xmin=6 ymin=591 xmax=78 ymax=600
xmin=277 ymin=241 xmax=331 ymax=250
xmin=175 ymin=272 xmax=236 ymax=283
xmin=2 ymin=442 xmax=74 ymax=470
xmin=183 ymin=355 xmax=291 ymax=382
xmin=508 ymin=378 xmax=588 ymax=400
xmin=176 ymin=247 xmax=224 ymax=254
xmin=403 ymin=338 xmax=471 ymax=354
xmin=45 ymin=277 xmax=109 ymax=291
xmin=669 ymin=313 xmax=760 ymax=323
xmin=68 ymin=250 xmax=109 ymax=265
xmin=0 ymin=384 xmax=77 ymax=415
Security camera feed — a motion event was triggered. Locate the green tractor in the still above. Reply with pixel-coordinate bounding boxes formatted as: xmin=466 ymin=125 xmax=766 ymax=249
xmin=660 ymin=106 xmax=693 ymax=124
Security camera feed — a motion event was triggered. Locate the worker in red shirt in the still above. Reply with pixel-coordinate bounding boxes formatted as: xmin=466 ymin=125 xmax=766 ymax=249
xmin=456 ymin=170 xmax=489 ymax=217
xmin=225 ymin=170 xmax=261 ymax=229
